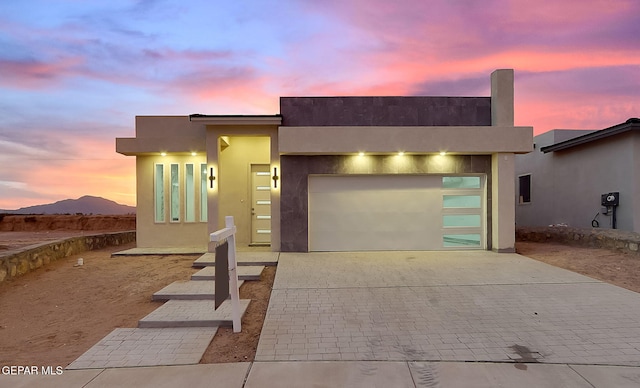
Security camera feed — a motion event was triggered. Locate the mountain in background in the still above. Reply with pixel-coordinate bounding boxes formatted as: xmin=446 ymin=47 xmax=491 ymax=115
xmin=0 ymin=196 xmax=136 ymax=215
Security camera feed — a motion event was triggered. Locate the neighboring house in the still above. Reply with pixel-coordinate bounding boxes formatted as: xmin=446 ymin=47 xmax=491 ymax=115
xmin=116 ymin=69 xmax=532 ymax=252
xmin=515 ymin=118 xmax=640 ymax=232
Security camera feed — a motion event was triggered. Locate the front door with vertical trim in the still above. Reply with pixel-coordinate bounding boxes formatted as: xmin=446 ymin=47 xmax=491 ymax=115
xmin=251 ymin=164 xmax=271 ymax=245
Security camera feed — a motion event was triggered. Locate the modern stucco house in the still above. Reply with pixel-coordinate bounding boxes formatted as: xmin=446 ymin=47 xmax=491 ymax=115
xmin=515 ymin=118 xmax=640 ymax=232
xmin=116 ymin=69 xmax=532 ymax=252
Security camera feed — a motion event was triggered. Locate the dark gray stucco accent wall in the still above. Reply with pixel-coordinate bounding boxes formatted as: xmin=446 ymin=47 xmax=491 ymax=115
xmin=280 ymin=97 xmax=492 ymax=127
xmin=280 ymin=155 xmax=492 ymax=252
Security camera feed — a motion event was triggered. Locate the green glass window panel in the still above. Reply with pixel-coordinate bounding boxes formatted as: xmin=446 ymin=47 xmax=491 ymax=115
xmin=200 ymin=164 xmax=208 ymax=222
xmin=170 ymin=164 xmax=180 ymax=222
xmin=185 ymin=164 xmax=195 ymax=222
xmin=154 ymin=164 xmax=164 ymax=222
xmin=442 ymin=176 xmax=481 ymax=189
xmin=443 ymin=195 xmax=481 ymax=208
xmin=443 ymin=214 xmax=481 ymax=228
xmin=443 ymin=234 xmax=481 ymax=247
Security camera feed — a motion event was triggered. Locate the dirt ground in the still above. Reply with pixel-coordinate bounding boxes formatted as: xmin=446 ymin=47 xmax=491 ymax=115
xmin=0 ymin=231 xmax=275 ymax=368
xmin=515 ymin=241 xmax=640 ymax=293
xmin=1 ymin=232 xmax=640 ymax=368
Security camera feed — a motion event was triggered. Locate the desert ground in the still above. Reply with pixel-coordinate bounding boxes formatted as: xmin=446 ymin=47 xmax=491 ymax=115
xmin=1 ymin=216 xmax=639 ymax=368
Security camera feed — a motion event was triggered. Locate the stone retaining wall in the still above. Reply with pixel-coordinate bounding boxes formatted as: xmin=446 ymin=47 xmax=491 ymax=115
xmin=0 ymin=231 xmax=135 ymax=283
xmin=516 ymin=226 xmax=640 ymax=255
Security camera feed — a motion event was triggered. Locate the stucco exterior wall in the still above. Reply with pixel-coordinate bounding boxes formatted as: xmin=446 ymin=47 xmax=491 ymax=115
xmin=204 ymin=124 xmax=280 ymax=251
xmin=218 ymin=136 xmax=271 ymax=245
xmin=279 ymin=126 xmax=532 ymax=155
xmin=634 ymin=134 xmax=640 ymax=232
xmin=135 ymin=154 xmax=208 ymax=248
xmin=117 ymin=116 xmax=205 ymax=155
xmin=491 ymin=153 xmax=515 ymax=252
xmin=516 ymin=131 xmax=637 ymax=232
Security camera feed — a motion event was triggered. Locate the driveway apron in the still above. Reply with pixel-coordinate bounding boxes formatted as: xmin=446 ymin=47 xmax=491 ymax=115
xmin=255 ymin=251 xmax=640 ymax=365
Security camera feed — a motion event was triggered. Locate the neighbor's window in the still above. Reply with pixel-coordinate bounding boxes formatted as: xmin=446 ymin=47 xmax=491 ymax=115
xmin=519 ymin=174 xmax=531 ymax=204
xmin=185 ymin=164 xmax=195 ymax=222
xmin=170 ymin=164 xmax=180 ymax=222
xmin=154 ymin=164 xmax=165 ymax=222
xmin=200 ymin=164 xmax=208 ymax=222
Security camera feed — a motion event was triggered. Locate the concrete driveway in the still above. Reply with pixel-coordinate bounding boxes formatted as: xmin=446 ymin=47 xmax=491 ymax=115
xmin=256 ymin=251 xmax=640 ymax=366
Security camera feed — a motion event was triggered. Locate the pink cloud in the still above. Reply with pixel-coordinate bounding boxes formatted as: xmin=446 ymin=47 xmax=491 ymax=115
xmin=0 ymin=57 xmax=84 ymax=89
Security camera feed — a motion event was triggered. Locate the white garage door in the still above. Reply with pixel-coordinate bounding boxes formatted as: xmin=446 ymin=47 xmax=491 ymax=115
xmin=308 ymin=175 xmax=484 ymax=251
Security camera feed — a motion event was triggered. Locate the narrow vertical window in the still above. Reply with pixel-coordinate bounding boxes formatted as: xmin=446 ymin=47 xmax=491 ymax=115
xmin=154 ymin=164 xmax=165 ymax=222
xmin=200 ymin=163 xmax=208 ymax=222
xmin=170 ymin=163 xmax=180 ymax=222
xmin=519 ymin=174 xmax=531 ymax=204
xmin=185 ymin=164 xmax=195 ymax=222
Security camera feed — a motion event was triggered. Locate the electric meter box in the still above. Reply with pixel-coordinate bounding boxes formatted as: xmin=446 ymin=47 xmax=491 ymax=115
xmin=601 ymin=192 xmax=620 ymax=207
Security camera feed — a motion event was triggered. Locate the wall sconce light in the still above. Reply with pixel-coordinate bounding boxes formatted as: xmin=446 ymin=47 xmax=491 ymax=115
xmin=209 ymin=167 xmax=216 ymax=188
xmin=273 ymin=167 xmax=279 ymax=188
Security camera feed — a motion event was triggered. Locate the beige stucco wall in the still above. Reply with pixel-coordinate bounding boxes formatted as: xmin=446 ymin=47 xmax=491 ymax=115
xmin=489 ymin=69 xmax=519 ymax=252
xmin=491 ymin=153 xmax=516 ymax=252
xmin=218 ymin=136 xmax=271 ymax=245
xmin=135 ymin=154 xmax=208 ymax=248
xmin=205 ymin=124 xmax=280 ymax=251
xmin=117 ymin=117 xmax=205 ymax=155
xmin=278 ymin=125 xmax=532 ymax=155
xmin=491 ymin=69 xmax=514 ymax=127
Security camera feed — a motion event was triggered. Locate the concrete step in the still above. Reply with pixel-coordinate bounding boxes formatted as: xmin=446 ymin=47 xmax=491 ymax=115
xmin=152 ymin=280 xmax=244 ymax=301
xmin=191 ymin=266 xmax=264 ymax=281
xmin=192 ymin=251 xmax=279 ymax=268
xmin=138 ymin=299 xmax=251 ymax=328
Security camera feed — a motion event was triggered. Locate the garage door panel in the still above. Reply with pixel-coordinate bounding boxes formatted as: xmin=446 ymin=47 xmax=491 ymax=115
xmin=309 ymin=175 xmax=485 ymax=251
xmin=310 ymin=210 xmax=436 ymax=234
xmin=312 ymin=230 xmax=438 ymax=251
xmin=309 ymin=175 xmax=443 ymax=251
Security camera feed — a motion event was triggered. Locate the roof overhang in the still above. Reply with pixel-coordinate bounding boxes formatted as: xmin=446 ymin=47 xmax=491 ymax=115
xmin=541 ymin=119 xmax=640 ymax=153
xmin=189 ymin=114 xmax=282 ymax=125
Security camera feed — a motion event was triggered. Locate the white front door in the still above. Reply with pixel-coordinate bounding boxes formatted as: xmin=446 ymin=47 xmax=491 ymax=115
xmin=251 ymin=164 xmax=271 ymax=245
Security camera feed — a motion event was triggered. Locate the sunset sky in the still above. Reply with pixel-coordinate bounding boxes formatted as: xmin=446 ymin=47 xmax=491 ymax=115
xmin=0 ymin=0 xmax=638 ymax=209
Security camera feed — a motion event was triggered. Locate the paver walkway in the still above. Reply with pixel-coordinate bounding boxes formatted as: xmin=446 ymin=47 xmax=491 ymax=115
xmin=256 ymin=251 xmax=640 ymax=366
xmin=67 ymin=328 xmax=217 ymax=369
xmin=68 ymin=250 xmax=263 ymax=370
